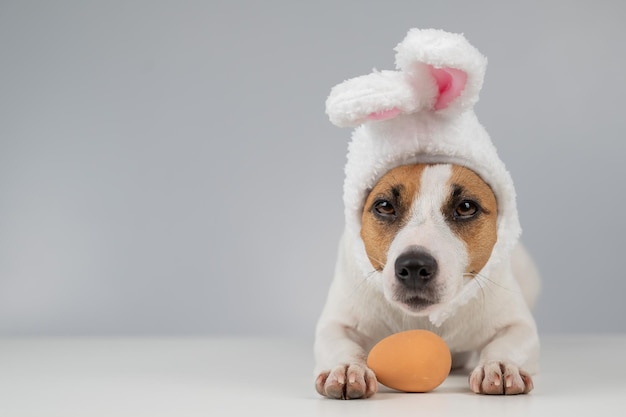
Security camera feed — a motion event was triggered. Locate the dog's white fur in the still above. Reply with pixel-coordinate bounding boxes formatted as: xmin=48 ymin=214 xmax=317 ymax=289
xmin=314 ymin=164 xmax=540 ymax=398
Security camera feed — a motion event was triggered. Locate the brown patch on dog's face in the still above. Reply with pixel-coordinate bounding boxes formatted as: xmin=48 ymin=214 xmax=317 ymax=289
xmin=361 ymin=164 xmax=427 ymax=270
xmin=445 ymin=166 xmax=498 ymax=275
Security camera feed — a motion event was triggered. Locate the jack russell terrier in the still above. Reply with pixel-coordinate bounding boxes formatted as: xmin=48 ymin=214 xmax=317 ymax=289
xmin=314 ymin=28 xmax=540 ymax=399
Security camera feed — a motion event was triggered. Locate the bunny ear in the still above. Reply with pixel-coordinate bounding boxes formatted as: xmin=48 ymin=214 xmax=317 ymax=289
xmin=325 ymin=69 xmax=436 ymax=128
xmin=326 ymin=29 xmax=487 ymax=128
xmin=395 ymin=29 xmax=487 ymax=113
xmin=429 ymin=66 xmax=467 ymax=110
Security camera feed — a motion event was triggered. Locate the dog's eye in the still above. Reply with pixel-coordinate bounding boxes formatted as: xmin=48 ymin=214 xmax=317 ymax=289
xmin=373 ymin=200 xmax=396 ymax=218
xmin=455 ymin=200 xmax=479 ymax=219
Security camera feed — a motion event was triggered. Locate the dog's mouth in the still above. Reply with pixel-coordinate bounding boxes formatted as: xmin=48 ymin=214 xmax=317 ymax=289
xmin=396 ymin=293 xmax=438 ymax=313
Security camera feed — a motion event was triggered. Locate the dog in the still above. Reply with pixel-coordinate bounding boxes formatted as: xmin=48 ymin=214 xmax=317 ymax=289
xmin=313 ymin=29 xmax=540 ymax=399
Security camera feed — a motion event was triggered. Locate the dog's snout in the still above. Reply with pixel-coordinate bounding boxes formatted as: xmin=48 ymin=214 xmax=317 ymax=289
xmin=394 ymin=250 xmax=438 ymax=289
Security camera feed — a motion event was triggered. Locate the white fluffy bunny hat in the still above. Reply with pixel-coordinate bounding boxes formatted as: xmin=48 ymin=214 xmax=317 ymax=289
xmin=327 ymin=28 xmax=521 ymax=284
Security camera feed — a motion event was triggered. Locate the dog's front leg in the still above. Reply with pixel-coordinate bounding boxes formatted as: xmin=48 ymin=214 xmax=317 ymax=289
xmin=314 ymin=321 xmax=378 ymax=399
xmin=469 ymin=323 xmax=539 ymax=395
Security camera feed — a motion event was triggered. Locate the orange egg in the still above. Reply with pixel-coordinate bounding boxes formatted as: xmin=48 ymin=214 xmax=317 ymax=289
xmin=366 ymin=329 xmax=452 ymax=392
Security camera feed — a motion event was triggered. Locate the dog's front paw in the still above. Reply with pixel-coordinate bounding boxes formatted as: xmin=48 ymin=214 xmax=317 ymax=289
xmin=469 ymin=361 xmax=533 ymax=395
xmin=315 ymin=363 xmax=378 ymax=399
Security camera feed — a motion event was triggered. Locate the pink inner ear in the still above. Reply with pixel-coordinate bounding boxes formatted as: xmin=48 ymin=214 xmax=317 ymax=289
xmin=367 ymin=107 xmax=401 ymax=121
xmin=429 ymin=66 xmax=467 ymax=110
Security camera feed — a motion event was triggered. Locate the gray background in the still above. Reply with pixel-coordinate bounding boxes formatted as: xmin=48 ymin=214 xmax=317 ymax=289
xmin=1 ymin=0 xmax=625 ymax=338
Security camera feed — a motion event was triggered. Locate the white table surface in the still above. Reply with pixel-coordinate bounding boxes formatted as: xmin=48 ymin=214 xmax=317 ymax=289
xmin=0 ymin=334 xmax=624 ymax=416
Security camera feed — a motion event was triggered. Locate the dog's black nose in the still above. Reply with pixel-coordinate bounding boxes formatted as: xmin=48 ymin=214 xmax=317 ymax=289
xmin=394 ymin=250 xmax=438 ymax=289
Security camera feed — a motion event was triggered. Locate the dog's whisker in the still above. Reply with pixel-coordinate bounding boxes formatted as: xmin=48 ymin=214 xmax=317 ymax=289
xmin=366 ymin=255 xmax=386 ymax=270
xmin=366 ymin=269 xmax=378 ymax=279
xmin=464 ymin=272 xmax=522 ymax=294
xmin=341 ymin=268 xmax=380 ymax=303
xmin=462 ymin=272 xmax=488 ymax=310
